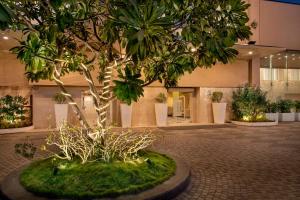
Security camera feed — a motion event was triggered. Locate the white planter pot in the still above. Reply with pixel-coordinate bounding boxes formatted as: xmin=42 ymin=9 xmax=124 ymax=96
xmin=296 ymin=113 xmax=300 ymax=121
xmin=54 ymin=104 xmax=68 ymax=128
xmin=265 ymin=113 xmax=279 ymax=122
xmin=280 ymin=113 xmax=295 ymax=122
xmin=212 ymin=103 xmax=227 ymax=124
xmin=121 ymin=104 xmax=132 ymax=128
xmin=155 ymin=103 xmax=168 ymax=127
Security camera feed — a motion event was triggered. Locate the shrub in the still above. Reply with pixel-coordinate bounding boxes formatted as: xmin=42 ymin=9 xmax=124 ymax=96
xmin=155 ymin=93 xmax=167 ymax=103
xmin=278 ymin=99 xmax=295 ymax=113
xmin=232 ymin=85 xmax=268 ymax=121
xmin=294 ymin=100 xmax=300 ymax=112
xmin=45 ymin=123 xmax=155 ymax=163
xmin=211 ymin=91 xmax=223 ymax=103
xmin=0 ymin=95 xmax=28 ymax=124
xmin=266 ymin=102 xmax=279 ymax=113
xmin=53 ymin=93 xmax=67 ymax=104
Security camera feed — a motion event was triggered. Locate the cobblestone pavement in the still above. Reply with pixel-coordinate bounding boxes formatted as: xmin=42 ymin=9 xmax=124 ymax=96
xmin=1 ymin=123 xmax=300 ymax=200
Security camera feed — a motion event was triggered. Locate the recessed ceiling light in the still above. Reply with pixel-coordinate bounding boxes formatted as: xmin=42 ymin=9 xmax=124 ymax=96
xmin=277 ymin=53 xmax=281 ymax=56
xmin=248 ymin=51 xmax=253 ymax=55
xmin=278 ymin=57 xmax=282 ymax=60
xmin=264 ymin=56 xmax=268 ymax=59
xmin=3 ymin=36 xmax=8 ymax=40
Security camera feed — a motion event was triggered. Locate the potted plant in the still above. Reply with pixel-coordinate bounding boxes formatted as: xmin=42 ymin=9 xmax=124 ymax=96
xmin=155 ymin=93 xmax=168 ymax=127
xmin=120 ymin=102 xmax=132 ymax=128
xmin=265 ymin=102 xmax=279 ymax=122
xmin=294 ymin=100 xmax=300 ymax=121
xmin=53 ymin=93 xmax=68 ymax=128
xmin=211 ymin=91 xmax=227 ymax=124
xmin=278 ymin=99 xmax=295 ymax=122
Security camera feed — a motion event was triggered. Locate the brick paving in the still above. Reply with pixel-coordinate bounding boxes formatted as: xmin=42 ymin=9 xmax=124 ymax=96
xmin=1 ymin=123 xmax=300 ymax=200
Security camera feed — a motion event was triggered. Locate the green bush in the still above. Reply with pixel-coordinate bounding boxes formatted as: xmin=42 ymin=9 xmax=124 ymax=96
xmin=266 ymin=102 xmax=279 ymax=113
xmin=232 ymin=85 xmax=268 ymax=121
xmin=155 ymin=93 xmax=167 ymax=103
xmin=53 ymin=93 xmax=67 ymax=104
xmin=0 ymin=95 xmax=28 ymax=124
xmin=294 ymin=100 xmax=300 ymax=113
xmin=211 ymin=91 xmax=223 ymax=103
xmin=278 ymin=99 xmax=295 ymax=113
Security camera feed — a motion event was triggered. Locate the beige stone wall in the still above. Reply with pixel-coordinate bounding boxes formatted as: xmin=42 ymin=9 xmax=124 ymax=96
xmin=177 ymin=60 xmax=249 ymax=88
xmin=0 ymin=51 xmax=29 ymax=87
xmin=258 ymin=1 xmax=300 ymax=50
xmin=32 ymin=86 xmax=87 ymax=129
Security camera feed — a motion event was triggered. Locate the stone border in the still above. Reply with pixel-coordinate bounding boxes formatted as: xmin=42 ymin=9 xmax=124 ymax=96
xmin=231 ymin=121 xmax=278 ymax=127
xmin=1 ymin=156 xmax=190 ymax=200
xmin=0 ymin=125 xmax=34 ymax=135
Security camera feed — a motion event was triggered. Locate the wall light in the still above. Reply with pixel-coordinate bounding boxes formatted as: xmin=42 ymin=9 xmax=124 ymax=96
xmin=248 ymin=51 xmax=253 ymax=55
xmin=3 ymin=36 xmax=9 ymax=40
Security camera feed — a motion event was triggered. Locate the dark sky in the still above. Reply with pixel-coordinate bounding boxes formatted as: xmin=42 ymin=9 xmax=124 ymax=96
xmin=271 ymin=0 xmax=300 ymax=5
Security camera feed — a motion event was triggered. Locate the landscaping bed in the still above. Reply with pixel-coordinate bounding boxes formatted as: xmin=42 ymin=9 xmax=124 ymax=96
xmin=19 ymin=151 xmax=176 ymax=199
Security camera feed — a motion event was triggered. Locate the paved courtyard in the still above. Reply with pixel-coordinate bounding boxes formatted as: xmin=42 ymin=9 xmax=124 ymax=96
xmin=0 ymin=123 xmax=300 ymax=200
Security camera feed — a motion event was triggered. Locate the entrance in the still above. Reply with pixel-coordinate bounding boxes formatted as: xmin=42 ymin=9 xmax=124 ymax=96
xmin=167 ymin=88 xmax=196 ymax=125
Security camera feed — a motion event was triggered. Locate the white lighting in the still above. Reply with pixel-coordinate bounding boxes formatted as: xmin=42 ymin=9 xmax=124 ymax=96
xmin=248 ymin=51 xmax=253 ymax=55
xmin=191 ymin=48 xmax=197 ymax=52
xmin=3 ymin=36 xmax=8 ymax=40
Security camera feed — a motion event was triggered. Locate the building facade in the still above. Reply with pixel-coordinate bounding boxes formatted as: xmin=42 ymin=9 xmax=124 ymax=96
xmin=0 ymin=0 xmax=300 ymax=128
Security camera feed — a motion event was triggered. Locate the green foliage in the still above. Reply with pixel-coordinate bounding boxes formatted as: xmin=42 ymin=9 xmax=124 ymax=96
xmin=15 ymin=137 xmax=37 ymax=159
xmin=155 ymin=93 xmax=167 ymax=103
xmin=232 ymin=85 xmax=268 ymax=121
xmin=20 ymin=151 xmax=176 ymax=199
xmin=53 ymin=93 xmax=67 ymax=104
xmin=211 ymin=91 xmax=223 ymax=103
xmin=266 ymin=102 xmax=279 ymax=113
xmin=113 ymin=65 xmax=144 ymax=105
xmin=295 ymin=100 xmax=300 ymax=113
xmin=278 ymin=99 xmax=295 ymax=113
xmin=0 ymin=0 xmax=251 ymax=105
xmin=0 ymin=95 xmax=28 ymax=124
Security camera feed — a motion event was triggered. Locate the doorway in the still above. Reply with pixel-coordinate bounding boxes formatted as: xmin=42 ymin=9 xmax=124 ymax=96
xmin=167 ymin=88 xmax=196 ymax=125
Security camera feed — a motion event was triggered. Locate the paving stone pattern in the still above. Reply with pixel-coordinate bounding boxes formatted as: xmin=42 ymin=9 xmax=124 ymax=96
xmin=1 ymin=123 xmax=300 ymax=200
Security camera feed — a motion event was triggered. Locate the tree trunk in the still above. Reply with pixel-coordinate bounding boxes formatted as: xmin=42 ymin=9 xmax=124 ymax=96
xmin=52 ymin=64 xmax=90 ymax=130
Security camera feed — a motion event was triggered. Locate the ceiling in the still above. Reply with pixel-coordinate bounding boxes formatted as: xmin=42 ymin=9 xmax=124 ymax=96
xmin=0 ymin=30 xmax=22 ymax=51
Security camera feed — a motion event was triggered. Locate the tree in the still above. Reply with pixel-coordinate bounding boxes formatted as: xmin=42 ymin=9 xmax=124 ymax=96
xmin=0 ymin=0 xmax=251 ymax=131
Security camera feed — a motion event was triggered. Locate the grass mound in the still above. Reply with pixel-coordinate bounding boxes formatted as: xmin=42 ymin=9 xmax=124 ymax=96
xmin=20 ymin=151 xmax=176 ymax=199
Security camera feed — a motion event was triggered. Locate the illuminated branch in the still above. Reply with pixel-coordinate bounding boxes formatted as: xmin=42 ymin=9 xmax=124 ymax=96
xmin=52 ymin=61 xmax=90 ymax=130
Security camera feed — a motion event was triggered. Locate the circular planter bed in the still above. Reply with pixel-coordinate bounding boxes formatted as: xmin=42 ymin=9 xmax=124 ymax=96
xmin=0 ymin=125 xmax=34 ymax=134
xmin=1 ymin=152 xmax=190 ymax=200
xmin=232 ymin=121 xmax=278 ymax=127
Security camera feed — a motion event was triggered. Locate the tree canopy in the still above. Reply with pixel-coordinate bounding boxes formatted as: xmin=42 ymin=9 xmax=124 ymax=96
xmin=0 ymin=0 xmax=251 ymax=127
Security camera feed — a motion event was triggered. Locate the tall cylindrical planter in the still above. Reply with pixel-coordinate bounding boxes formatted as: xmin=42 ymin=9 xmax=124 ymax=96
xmin=155 ymin=103 xmax=168 ymax=127
xmin=54 ymin=104 xmax=68 ymax=128
xmin=121 ymin=104 xmax=132 ymax=128
xmin=212 ymin=103 xmax=227 ymax=124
